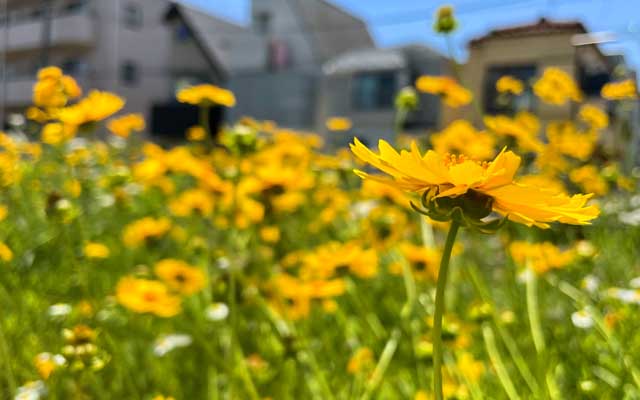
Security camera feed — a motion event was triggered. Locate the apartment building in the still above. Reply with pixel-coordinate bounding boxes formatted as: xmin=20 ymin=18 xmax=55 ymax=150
xmin=0 ymin=0 xmax=243 ymax=136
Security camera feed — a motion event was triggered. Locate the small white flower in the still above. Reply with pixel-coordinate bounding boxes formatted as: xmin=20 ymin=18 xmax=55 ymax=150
xmin=604 ymin=288 xmax=640 ymax=304
xmin=581 ymin=275 xmax=600 ymax=294
xmin=15 ymin=380 xmax=47 ymax=400
xmin=619 ymin=209 xmax=640 ymax=226
xmin=217 ymin=257 xmax=231 ymax=270
xmin=629 ymin=277 xmax=640 ymax=289
xmin=206 ymin=303 xmax=229 ymax=321
xmin=571 ymin=309 xmax=594 ymax=329
xmin=516 ymin=268 xmax=535 ymax=284
xmin=35 ymin=353 xmax=66 ymax=367
xmin=153 ymin=334 xmax=192 ymax=357
xmin=96 ymin=194 xmax=115 ymax=208
xmin=350 ymin=200 xmax=378 ymax=219
xmin=47 ymin=303 xmax=72 ymax=318
xmin=576 ymin=240 xmax=596 ymax=257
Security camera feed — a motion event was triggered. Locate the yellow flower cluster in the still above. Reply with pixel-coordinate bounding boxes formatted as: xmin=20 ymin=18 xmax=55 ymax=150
xmin=108 ymin=113 xmax=145 ymax=138
xmin=416 ymin=76 xmax=472 ymax=108
xmin=496 ymin=75 xmax=524 ymax=95
xmin=177 ymin=84 xmax=236 ymax=107
xmin=601 ymin=79 xmax=637 ymax=100
xmin=533 ymin=67 xmax=583 ymax=105
xmin=509 ymin=241 xmax=576 ymax=275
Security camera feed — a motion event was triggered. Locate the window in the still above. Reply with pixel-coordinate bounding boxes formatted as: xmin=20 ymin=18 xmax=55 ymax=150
xmin=484 ymin=65 xmax=537 ymax=115
xmin=352 ymin=71 xmax=397 ymax=111
xmin=255 ymin=11 xmax=271 ymax=34
xmin=61 ymin=59 xmax=88 ymax=76
xmin=174 ymin=22 xmax=191 ymax=42
xmin=120 ymin=61 xmax=139 ymax=86
xmin=65 ymin=0 xmax=89 ymax=14
xmin=122 ymin=3 xmax=142 ymax=29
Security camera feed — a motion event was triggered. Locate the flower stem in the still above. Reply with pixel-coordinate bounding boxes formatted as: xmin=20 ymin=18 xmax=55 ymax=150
xmin=525 ymin=264 xmax=546 ymax=354
xmin=433 ymin=220 xmax=460 ymax=400
xmin=199 ymin=105 xmax=214 ymax=149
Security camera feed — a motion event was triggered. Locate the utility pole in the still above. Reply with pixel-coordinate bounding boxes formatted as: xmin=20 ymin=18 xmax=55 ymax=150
xmin=40 ymin=0 xmax=53 ymax=67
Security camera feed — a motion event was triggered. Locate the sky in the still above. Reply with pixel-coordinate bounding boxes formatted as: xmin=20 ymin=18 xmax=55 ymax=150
xmin=180 ymin=0 xmax=640 ymax=71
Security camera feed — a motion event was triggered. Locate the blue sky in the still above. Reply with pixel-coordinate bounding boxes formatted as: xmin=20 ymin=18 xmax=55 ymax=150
xmin=181 ymin=0 xmax=640 ymax=71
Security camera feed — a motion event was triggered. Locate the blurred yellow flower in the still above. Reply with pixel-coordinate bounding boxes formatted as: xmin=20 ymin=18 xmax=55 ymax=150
xmin=416 ymin=76 xmax=472 ymax=108
xmin=186 ymin=125 xmax=206 ymax=141
xmin=533 ymin=67 xmax=582 ymax=105
xmin=347 ymin=347 xmax=374 ymax=374
xmin=484 ymin=112 xmax=543 ymax=153
xmin=579 ymin=104 xmax=609 ymax=130
xmin=169 ymin=189 xmax=215 ymax=217
xmin=431 ymin=120 xmax=496 ymax=160
xmin=546 ymin=121 xmax=598 ymax=161
xmin=601 ymin=79 xmax=637 ymax=100
xmin=351 ymin=139 xmax=599 ymax=228
xmin=41 ymin=122 xmax=76 ymax=145
xmin=155 ymin=259 xmax=206 ymax=295
xmin=570 ymin=165 xmax=609 ymax=196
xmin=0 ymin=205 xmax=7 ymax=221
xmin=510 ymin=241 xmax=576 ymax=274
xmin=122 ymin=217 xmax=172 ymax=247
xmin=260 ymin=226 xmax=281 ymax=243
xmin=34 ymin=353 xmax=65 ymax=380
xmin=177 ymin=84 xmax=236 ymax=107
xmin=107 ymin=113 xmax=145 ymax=138
xmin=0 ymin=242 xmax=13 ymax=262
xmin=33 ymin=66 xmax=82 ymax=108
xmin=84 ymin=242 xmax=110 ymax=259
xmin=325 ymin=117 xmax=352 ymax=132
xmin=116 ymin=276 xmax=181 ymax=317
xmin=496 ymin=75 xmax=524 ymax=95
xmin=57 ymin=91 xmax=125 ymax=126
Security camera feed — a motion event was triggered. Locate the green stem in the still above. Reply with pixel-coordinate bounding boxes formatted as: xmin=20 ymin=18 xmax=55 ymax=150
xmin=433 ymin=220 xmax=460 ymax=400
xmin=525 ymin=265 xmax=546 ymax=354
xmin=199 ymin=105 xmax=214 ymax=149
xmin=482 ymin=324 xmax=522 ymax=400
xmin=0 ymin=320 xmax=16 ymax=396
xmin=360 ymin=329 xmax=401 ymax=400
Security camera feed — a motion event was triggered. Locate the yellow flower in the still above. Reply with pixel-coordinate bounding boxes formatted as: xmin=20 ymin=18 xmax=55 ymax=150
xmin=177 ymin=84 xmax=236 ymax=107
xmin=569 ymin=165 xmax=608 ymax=196
xmin=347 ymin=347 xmax=374 ymax=374
xmin=579 ymin=104 xmax=609 ymax=129
xmin=483 ymin=112 xmax=543 ymax=153
xmin=601 ymin=79 xmax=637 ymax=100
xmin=510 ymin=241 xmax=576 ymax=275
xmin=0 ymin=242 xmax=13 ymax=262
xmin=57 ymin=91 xmax=125 ymax=125
xmin=84 ymin=242 xmax=110 ymax=259
xmin=33 ymin=66 xmax=82 ymax=108
xmin=350 ymin=139 xmax=599 ymax=228
xmin=416 ymin=76 xmax=472 ymax=108
xmin=546 ymin=121 xmax=597 ymax=161
xmin=260 ymin=226 xmax=281 ymax=243
xmin=152 ymin=396 xmax=175 ymax=400
xmin=41 ymin=122 xmax=76 ymax=145
xmin=116 ymin=276 xmax=181 ymax=317
xmin=496 ymin=75 xmax=524 ymax=95
xmin=169 ymin=189 xmax=215 ymax=217
xmin=107 ymin=113 xmax=145 ymax=138
xmin=431 ymin=120 xmax=496 ymax=160
xmin=533 ymin=67 xmax=582 ymax=105
xmin=122 ymin=217 xmax=172 ymax=247
xmin=34 ymin=353 xmax=65 ymax=380
xmin=433 ymin=5 xmax=457 ymax=34
xmin=186 ymin=126 xmax=206 ymax=141
xmin=325 ymin=117 xmax=352 ymax=131
xmin=0 ymin=205 xmax=8 ymax=221
xmin=154 ymin=259 xmax=206 ymax=295
xmin=394 ymin=242 xmax=441 ymax=281
xmin=456 ymin=352 xmax=484 ymax=382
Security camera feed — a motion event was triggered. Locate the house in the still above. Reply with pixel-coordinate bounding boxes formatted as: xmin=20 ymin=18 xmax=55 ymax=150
xmin=226 ymin=0 xmax=375 ymax=130
xmin=318 ymin=44 xmax=448 ymax=148
xmin=450 ymin=18 xmax=614 ymax=126
xmin=0 ymin=0 xmax=236 ymax=137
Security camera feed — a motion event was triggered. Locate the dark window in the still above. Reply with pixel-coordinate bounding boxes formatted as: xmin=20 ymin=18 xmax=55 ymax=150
xmin=65 ymin=0 xmax=89 ymax=14
xmin=122 ymin=3 xmax=142 ymax=29
xmin=120 ymin=61 xmax=139 ymax=85
xmin=255 ymin=11 xmax=271 ymax=34
xmin=174 ymin=23 xmax=191 ymax=42
xmin=484 ymin=65 xmax=537 ymax=115
xmin=352 ymin=71 xmax=397 ymax=111
xmin=61 ymin=59 xmax=88 ymax=76
xmin=578 ymin=65 xmax=610 ymax=97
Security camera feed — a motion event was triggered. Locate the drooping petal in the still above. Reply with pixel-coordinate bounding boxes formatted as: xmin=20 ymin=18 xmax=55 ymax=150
xmin=485 ymin=183 xmax=600 ymax=228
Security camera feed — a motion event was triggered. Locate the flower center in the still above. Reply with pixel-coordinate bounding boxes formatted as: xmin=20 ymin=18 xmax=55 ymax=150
xmin=443 ymin=153 xmax=489 ymax=169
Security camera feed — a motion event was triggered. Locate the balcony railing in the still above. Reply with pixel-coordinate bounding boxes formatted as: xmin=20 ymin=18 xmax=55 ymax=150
xmin=0 ymin=5 xmax=95 ymax=54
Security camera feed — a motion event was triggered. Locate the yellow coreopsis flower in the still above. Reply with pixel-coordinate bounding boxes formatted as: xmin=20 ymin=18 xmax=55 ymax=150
xmin=533 ymin=67 xmax=583 ymax=105
xmin=186 ymin=126 xmax=206 ymax=141
xmin=350 ymin=139 xmax=599 ymax=228
xmin=347 ymin=347 xmax=374 ymax=374
xmin=122 ymin=217 xmax=172 ymax=247
xmin=416 ymin=76 xmax=472 ymax=108
xmin=325 ymin=117 xmax=352 ymax=132
xmin=601 ymin=79 xmax=637 ymax=100
xmin=41 ymin=122 xmax=77 ymax=145
xmin=84 ymin=242 xmax=110 ymax=259
xmin=116 ymin=276 xmax=181 ymax=317
xmin=496 ymin=75 xmax=524 ymax=95
xmin=169 ymin=189 xmax=215 ymax=217
xmin=107 ymin=113 xmax=145 ymax=138
xmin=177 ymin=84 xmax=236 ymax=107
xmin=510 ymin=241 xmax=576 ymax=275
xmin=579 ymin=104 xmax=609 ymax=129
xmin=431 ymin=120 xmax=496 ymax=160
xmin=33 ymin=66 xmax=82 ymax=108
xmin=260 ymin=226 xmax=281 ymax=243
xmin=154 ymin=259 xmax=206 ymax=295
xmin=57 ymin=91 xmax=125 ymax=126
xmin=569 ymin=165 xmax=609 ymax=196
xmin=0 ymin=242 xmax=13 ymax=262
